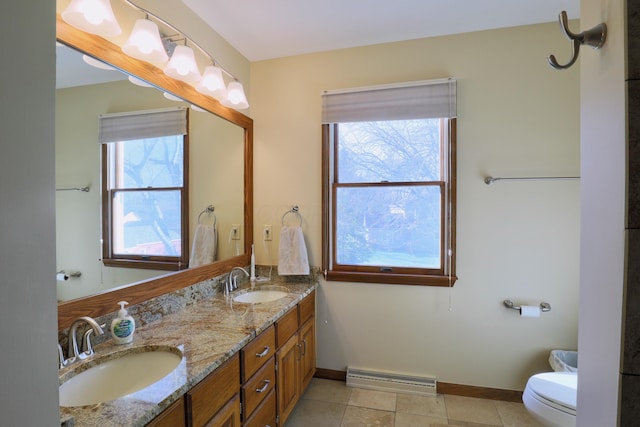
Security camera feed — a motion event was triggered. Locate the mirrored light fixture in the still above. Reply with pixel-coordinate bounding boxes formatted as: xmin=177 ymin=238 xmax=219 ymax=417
xmin=196 ymin=65 xmax=227 ymax=100
xmin=163 ymin=92 xmax=184 ymax=102
xmin=62 ymin=0 xmax=122 ymax=37
xmin=122 ymin=19 xmax=169 ymax=64
xmin=82 ymin=54 xmax=116 ymax=70
xmin=190 ymin=105 xmax=207 ymax=113
xmin=128 ymin=75 xmax=154 ymax=87
xmin=164 ymin=45 xmax=202 ymax=84
xmin=221 ymin=81 xmax=249 ymax=110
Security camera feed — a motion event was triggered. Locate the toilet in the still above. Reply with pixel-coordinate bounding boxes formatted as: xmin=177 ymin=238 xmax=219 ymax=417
xmin=523 ymin=350 xmax=578 ymax=427
xmin=523 ymin=372 xmax=576 ymax=427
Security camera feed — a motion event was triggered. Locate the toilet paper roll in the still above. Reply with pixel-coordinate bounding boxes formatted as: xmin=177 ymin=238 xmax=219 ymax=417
xmin=520 ymin=305 xmax=541 ymax=317
xmin=56 ymin=272 xmax=69 ymax=281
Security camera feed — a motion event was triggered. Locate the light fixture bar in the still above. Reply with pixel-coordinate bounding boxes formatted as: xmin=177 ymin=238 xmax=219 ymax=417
xmin=122 ymin=0 xmax=237 ymax=81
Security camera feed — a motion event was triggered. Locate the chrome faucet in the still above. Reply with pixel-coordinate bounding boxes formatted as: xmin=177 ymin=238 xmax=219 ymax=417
xmin=226 ymin=267 xmax=249 ymax=294
xmin=65 ymin=316 xmax=105 ymax=365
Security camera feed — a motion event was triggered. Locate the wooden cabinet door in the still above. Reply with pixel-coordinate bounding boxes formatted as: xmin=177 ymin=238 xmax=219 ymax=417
xmin=243 ymin=389 xmax=276 ymax=427
xmin=147 ymin=397 xmax=186 ymax=427
xmin=276 ymin=332 xmax=300 ymax=425
xmin=299 ymin=317 xmax=316 ymax=392
xmin=187 ymin=354 xmax=240 ymax=427
xmin=203 ymin=394 xmax=241 ymax=427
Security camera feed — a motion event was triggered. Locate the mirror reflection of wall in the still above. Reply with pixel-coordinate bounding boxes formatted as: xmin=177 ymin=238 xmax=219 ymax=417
xmin=56 ymin=47 xmax=244 ymax=302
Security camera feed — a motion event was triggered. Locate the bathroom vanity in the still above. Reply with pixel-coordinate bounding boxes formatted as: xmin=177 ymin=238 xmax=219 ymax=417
xmin=59 ymin=279 xmax=317 ymax=427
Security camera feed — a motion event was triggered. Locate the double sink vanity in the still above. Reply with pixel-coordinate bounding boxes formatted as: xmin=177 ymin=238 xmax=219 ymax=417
xmin=55 ymin=8 xmax=318 ymax=426
xmin=58 ymin=278 xmax=317 ymax=427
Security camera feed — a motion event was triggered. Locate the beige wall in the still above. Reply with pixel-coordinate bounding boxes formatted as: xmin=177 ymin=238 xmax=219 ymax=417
xmin=251 ymin=22 xmax=580 ymax=390
xmin=56 ymin=80 xmax=245 ymax=301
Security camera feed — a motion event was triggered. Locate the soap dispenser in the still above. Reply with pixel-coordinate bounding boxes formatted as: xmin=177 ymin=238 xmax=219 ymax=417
xmin=111 ymin=301 xmax=135 ymax=344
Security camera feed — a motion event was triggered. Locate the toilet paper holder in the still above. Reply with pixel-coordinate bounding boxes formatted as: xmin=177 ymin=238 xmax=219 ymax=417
xmin=503 ymin=299 xmax=551 ymax=313
xmin=57 ymin=270 xmax=81 ymax=281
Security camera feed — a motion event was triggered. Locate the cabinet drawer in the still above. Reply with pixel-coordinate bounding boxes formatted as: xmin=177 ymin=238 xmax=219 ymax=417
xmin=242 ymin=357 xmax=276 ymax=419
xmin=275 ymin=306 xmax=298 ymax=348
xmin=243 ymin=389 xmax=276 ymax=427
xmin=187 ymin=353 xmax=240 ymax=427
xmin=299 ymin=291 xmax=315 ymax=326
xmin=241 ymin=326 xmax=275 ymax=382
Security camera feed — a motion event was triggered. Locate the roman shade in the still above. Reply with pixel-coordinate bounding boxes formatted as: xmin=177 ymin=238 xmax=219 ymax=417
xmin=99 ymin=107 xmax=187 ymax=143
xmin=321 ymin=78 xmax=456 ymax=123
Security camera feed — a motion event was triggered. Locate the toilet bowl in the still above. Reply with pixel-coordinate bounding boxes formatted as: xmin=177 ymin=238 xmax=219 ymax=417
xmin=523 ymin=372 xmax=576 ymax=427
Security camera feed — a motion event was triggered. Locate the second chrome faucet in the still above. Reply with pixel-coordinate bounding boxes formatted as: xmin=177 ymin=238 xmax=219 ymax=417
xmin=225 ymin=266 xmax=249 ymax=294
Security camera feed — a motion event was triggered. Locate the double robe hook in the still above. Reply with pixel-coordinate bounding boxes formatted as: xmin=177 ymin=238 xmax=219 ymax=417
xmin=548 ymin=11 xmax=607 ymax=70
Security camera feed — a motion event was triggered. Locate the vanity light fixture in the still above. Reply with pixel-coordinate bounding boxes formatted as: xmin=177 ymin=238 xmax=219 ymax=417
xmin=63 ymin=0 xmax=249 ymax=110
xmin=222 ymin=81 xmax=249 ymax=110
xmin=164 ymin=44 xmax=202 ymax=84
xmin=196 ymin=65 xmax=227 ymax=100
xmin=62 ymin=0 xmax=122 ymax=37
xmin=122 ymin=19 xmax=169 ymax=64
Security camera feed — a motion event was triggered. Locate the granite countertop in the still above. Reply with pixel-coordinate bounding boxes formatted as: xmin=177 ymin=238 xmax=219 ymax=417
xmin=59 ymin=278 xmax=317 ymax=427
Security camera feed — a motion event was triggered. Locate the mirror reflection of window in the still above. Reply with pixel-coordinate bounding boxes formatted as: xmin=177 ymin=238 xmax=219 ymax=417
xmin=100 ymin=107 xmax=189 ymax=271
xmin=110 ymin=136 xmax=185 ymax=257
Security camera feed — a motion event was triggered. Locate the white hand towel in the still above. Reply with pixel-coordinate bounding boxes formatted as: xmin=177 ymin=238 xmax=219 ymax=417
xmin=189 ymin=224 xmax=217 ymax=267
xmin=278 ymin=226 xmax=310 ymax=275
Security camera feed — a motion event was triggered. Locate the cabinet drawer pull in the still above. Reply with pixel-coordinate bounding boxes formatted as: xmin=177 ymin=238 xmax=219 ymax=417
xmin=255 ymin=346 xmax=270 ymax=358
xmin=256 ymin=379 xmax=271 ymax=393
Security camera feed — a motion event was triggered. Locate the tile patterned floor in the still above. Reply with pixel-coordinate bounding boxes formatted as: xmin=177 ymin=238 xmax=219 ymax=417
xmin=284 ymin=378 xmax=544 ymax=427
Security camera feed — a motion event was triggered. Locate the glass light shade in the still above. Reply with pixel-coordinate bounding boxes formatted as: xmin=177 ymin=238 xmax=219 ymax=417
xmin=196 ymin=66 xmax=227 ymax=99
xmin=164 ymin=45 xmax=201 ymax=83
xmin=62 ymin=0 xmax=122 ymax=37
xmin=122 ymin=19 xmax=168 ymax=64
xmin=222 ymin=81 xmax=249 ymax=110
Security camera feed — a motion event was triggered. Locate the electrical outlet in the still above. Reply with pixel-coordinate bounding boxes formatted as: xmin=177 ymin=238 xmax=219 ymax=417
xmin=263 ymin=225 xmax=272 ymax=241
xmin=231 ymin=224 xmax=241 ymax=240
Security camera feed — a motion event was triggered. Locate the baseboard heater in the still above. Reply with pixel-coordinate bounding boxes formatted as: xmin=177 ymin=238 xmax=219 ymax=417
xmin=346 ymin=367 xmax=437 ymax=395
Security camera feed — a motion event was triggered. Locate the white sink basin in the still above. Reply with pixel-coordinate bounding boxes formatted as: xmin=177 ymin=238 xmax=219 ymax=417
xmin=59 ymin=346 xmax=182 ymax=407
xmin=232 ymin=286 xmax=288 ymax=304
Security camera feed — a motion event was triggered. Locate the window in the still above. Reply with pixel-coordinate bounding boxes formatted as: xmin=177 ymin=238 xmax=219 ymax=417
xmin=322 ymin=80 xmax=457 ymax=286
xmin=100 ymin=107 xmax=189 ymax=270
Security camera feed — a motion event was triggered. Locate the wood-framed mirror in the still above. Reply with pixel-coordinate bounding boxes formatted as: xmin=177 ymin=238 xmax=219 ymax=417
xmin=56 ymin=15 xmax=253 ymax=329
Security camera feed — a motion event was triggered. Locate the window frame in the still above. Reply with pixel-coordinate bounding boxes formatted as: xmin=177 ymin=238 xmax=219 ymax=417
xmin=101 ymin=121 xmax=190 ymax=271
xmin=322 ymin=118 xmax=457 ymax=287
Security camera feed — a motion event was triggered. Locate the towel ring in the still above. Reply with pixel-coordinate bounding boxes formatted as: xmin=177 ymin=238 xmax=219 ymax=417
xmin=282 ymin=205 xmax=302 ymax=227
xmin=198 ymin=205 xmax=217 ymax=227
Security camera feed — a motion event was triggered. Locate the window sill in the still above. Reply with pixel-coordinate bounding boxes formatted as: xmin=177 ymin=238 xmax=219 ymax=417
xmin=325 ymin=270 xmax=458 ymax=287
xmin=102 ymin=258 xmax=186 ymax=271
